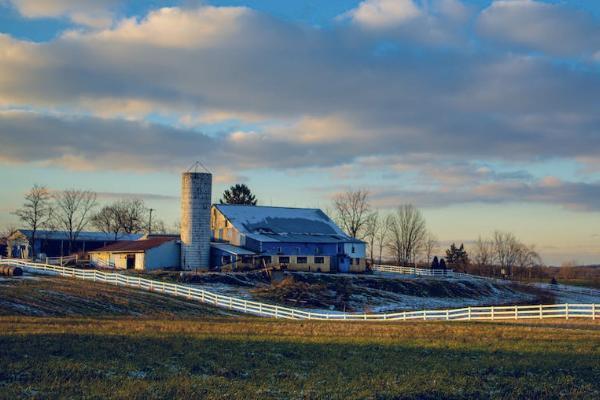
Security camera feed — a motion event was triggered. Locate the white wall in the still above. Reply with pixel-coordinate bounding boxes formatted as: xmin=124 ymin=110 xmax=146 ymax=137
xmin=144 ymin=241 xmax=180 ymax=271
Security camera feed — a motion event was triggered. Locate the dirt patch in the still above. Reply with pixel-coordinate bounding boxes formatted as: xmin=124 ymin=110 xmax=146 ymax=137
xmin=246 ymin=273 xmax=547 ymax=312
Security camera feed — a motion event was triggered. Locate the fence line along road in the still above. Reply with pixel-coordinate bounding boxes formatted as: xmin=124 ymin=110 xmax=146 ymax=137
xmin=1 ymin=258 xmax=598 ymax=322
xmin=371 ymin=264 xmax=600 ymax=297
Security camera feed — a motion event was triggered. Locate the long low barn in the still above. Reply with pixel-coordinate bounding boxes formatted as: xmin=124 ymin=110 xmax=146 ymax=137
xmin=6 ymin=229 xmax=143 ymax=259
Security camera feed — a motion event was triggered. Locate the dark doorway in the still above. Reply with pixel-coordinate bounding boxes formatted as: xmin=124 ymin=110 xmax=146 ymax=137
xmin=126 ymin=254 xmax=136 ymax=269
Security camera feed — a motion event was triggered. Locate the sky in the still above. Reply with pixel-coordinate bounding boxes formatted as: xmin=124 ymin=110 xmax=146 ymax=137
xmin=0 ymin=0 xmax=599 ymax=265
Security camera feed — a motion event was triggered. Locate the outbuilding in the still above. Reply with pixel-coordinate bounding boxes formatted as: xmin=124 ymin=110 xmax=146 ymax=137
xmin=89 ymin=236 xmax=180 ymax=271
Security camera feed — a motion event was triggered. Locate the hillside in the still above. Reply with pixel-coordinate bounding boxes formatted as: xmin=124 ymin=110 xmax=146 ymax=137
xmin=0 ymin=275 xmax=232 ymax=318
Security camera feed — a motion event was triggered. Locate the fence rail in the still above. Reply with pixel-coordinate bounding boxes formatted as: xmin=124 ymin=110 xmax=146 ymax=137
xmin=1 ymin=258 xmax=598 ymax=322
xmin=372 ymin=264 xmax=474 ymax=278
xmin=372 ymin=264 xmax=600 ymax=297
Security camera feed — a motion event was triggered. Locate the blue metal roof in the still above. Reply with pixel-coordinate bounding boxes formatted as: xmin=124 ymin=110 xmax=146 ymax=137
xmin=210 ymin=242 xmax=257 ymax=255
xmin=214 ymin=204 xmax=364 ymax=244
xmin=16 ymin=229 xmax=143 ymax=242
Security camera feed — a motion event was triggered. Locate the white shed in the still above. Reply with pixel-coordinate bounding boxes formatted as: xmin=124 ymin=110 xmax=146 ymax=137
xmin=89 ymin=237 xmax=180 ymax=271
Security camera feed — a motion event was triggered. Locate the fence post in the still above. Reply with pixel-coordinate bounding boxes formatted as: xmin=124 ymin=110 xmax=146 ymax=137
xmin=274 ymin=305 xmax=278 ymax=318
xmin=468 ymin=307 xmax=471 ymax=321
xmin=229 ymin=298 xmax=233 ymax=310
xmin=539 ymin=304 xmax=543 ymax=320
xmin=514 ymin=305 xmax=518 ymax=320
xmin=491 ymin=306 xmax=494 ymax=321
xmin=565 ymin=304 xmax=569 ymax=320
xmin=446 ymin=309 xmax=449 ymax=321
xmin=593 ymin=304 xmax=596 ymax=320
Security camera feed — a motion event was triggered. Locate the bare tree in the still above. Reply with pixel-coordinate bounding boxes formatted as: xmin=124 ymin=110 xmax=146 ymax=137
xmin=376 ymin=214 xmax=393 ymax=264
xmin=387 ymin=204 xmax=427 ymax=266
xmin=333 ymin=189 xmax=371 ymax=238
xmin=12 ymin=185 xmax=53 ymax=258
xmin=493 ymin=231 xmax=522 ymax=277
xmin=91 ymin=205 xmax=121 ymax=240
xmin=363 ymin=211 xmax=379 ymax=265
xmin=92 ymin=199 xmax=160 ymax=238
xmin=53 ymin=189 xmax=97 ymax=254
xmin=473 ymin=236 xmax=495 ymax=268
xmin=423 ymin=231 xmax=439 ymax=265
xmin=114 ymin=199 xmax=147 ymax=234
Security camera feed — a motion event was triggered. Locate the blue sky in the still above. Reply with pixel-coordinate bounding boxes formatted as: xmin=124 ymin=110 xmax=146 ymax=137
xmin=1 ymin=0 xmax=600 ymax=264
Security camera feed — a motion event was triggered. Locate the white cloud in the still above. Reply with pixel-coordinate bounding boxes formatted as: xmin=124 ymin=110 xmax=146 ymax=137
xmin=344 ymin=0 xmax=422 ymax=29
xmin=71 ymin=6 xmax=252 ymax=48
xmin=478 ymin=0 xmax=600 ymax=59
xmin=7 ymin=0 xmax=120 ymax=28
xmin=0 ymin=4 xmax=599 ymax=212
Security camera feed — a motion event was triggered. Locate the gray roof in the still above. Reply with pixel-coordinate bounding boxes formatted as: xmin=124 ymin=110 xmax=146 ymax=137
xmin=214 ymin=204 xmax=363 ymax=244
xmin=210 ymin=242 xmax=257 ymax=255
xmin=16 ymin=230 xmax=143 ymax=242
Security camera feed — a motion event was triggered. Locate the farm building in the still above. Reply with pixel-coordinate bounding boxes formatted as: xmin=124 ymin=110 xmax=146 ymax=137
xmin=6 ymin=229 xmax=143 ymax=259
xmin=210 ymin=204 xmax=367 ymax=273
xmin=88 ymin=236 xmax=180 ymax=270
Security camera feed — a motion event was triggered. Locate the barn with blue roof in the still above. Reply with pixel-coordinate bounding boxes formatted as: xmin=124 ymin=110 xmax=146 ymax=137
xmin=210 ymin=204 xmax=366 ymax=273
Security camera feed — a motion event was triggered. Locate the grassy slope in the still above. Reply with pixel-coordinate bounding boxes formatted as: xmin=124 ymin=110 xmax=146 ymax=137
xmin=1 ymin=276 xmax=599 ymax=399
xmin=0 ymin=276 xmax=228 ymax=317
xmin=1 ymin=317 xmax=599 ymax=399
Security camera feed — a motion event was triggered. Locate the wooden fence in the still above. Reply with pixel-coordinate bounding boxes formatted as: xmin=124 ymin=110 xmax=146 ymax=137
xmin=1 ymin=258 xmax=598 ymax=322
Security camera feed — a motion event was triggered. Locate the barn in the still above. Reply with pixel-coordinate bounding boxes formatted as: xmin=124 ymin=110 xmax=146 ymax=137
xmin=6 ymin=229 xmax=143 ymax=259
xmin=210 ymin=204 xmax=367 ymax=273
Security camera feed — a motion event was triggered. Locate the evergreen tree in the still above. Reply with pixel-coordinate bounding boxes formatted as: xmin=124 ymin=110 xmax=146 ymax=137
xmin=445 ymin=242 xmax=469 ymax=269
xmin=431 ymin=256 xmax=439 ymax=270
xmin=220 ymin=184 xmax=258 ymax=205
xmin=439 ymin=258 xmax=447 ymax=271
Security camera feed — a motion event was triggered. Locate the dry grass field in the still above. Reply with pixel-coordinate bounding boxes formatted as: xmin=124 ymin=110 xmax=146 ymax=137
xmin=1 ymin=276 xmax=599 ymax=399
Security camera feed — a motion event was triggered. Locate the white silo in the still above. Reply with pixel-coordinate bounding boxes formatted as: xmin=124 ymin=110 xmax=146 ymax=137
xmin=180 ymin=171 xmax=212 ymax=270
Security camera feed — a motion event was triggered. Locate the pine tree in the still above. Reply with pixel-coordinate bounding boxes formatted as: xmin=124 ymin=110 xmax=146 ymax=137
xmin=431 ymin=256 xmax=439 ymax=270
xmin=220 ymin=184 xmax=258 ymax=205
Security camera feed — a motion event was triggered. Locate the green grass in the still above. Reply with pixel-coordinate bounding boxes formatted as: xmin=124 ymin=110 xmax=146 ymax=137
xmin=1 ymin=317 xmax=599 ymax=399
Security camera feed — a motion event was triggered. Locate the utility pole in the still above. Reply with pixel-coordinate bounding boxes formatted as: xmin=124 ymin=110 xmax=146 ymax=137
xmin=148 ymin=208 xmax=154 ymax=236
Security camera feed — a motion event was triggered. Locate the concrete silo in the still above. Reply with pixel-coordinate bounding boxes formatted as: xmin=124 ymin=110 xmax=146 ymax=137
xmin=180 ymin=172 xmax=212 ymax=270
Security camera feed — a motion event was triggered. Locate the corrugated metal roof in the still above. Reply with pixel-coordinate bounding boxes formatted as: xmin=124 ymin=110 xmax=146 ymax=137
xmin=89 ymin=237 xmax=176 ymax=253
xmin=215 ymin=204 xmax=364 ymax=244
xmin=210 ymin=242 xmax=256 ymax=255
xmin=16 ymin=230 xmax=143 ymax=242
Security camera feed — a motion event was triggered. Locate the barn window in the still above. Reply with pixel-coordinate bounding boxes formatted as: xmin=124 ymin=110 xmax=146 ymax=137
xmin=262 ymin=256 xmax=272 ymax=264
xmin=297 ymin=257 xmax=307 ymax=264
xmin=315 ymin=257 xmax=324 ymax=264
xmin=279 ymin=256 xmax=290 ymax=264
xmin=222 ymin=255 xmax=231 ymax=264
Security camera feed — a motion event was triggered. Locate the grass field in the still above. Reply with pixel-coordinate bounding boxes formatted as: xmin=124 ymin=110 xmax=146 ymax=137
xmin=1 ymin=275 xmax=599 ymax=399
xmin=2 ymin=317 xmax=599 ymax=399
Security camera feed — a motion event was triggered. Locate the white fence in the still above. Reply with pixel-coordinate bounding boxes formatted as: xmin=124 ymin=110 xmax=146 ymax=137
xmin=372 ymin=264 xmax=600 ymax=297
xmin=44 ymin=255 xmax=78 ymax=266
xmin=1 ymin=258 xmax=598 ymax=322
xmin=372 ymin=264 xmax=474 ymax=278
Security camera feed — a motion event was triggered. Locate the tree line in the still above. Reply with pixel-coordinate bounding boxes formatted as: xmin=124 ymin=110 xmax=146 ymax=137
xmin=10 ymin=185 xmax=168 ymax=257
xmin=332 ymin=189 xmax=545 ymax=278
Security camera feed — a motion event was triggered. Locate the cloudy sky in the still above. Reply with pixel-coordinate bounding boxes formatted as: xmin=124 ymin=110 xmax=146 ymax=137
xmin=1 ymin=0 xmax=599 ymax=264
